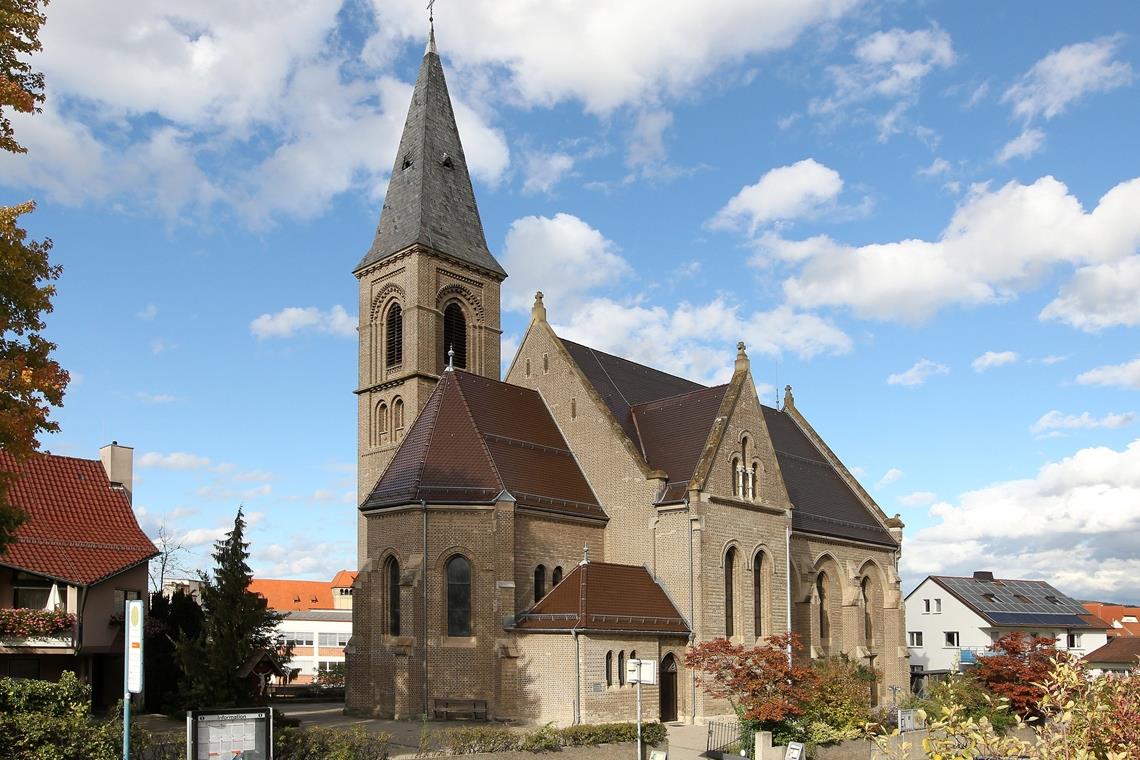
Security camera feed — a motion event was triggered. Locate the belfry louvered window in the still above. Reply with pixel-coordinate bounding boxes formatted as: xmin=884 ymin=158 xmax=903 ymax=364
xmin=443 ymin=302 xmax=467 ymax=369
xmin=385 ymin=303 xmax=403 ymax=367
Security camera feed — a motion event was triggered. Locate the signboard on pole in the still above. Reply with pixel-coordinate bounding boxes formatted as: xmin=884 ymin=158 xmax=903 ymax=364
xmin=125 ymin=600 xmax=144 ymax=694
xmin=187 ymin=708 xmax=273 ymax=760
xmin=626 ymin=658 xmax=657 ymax=685
xmin=783 ymin=742 xmax=805 ymax=760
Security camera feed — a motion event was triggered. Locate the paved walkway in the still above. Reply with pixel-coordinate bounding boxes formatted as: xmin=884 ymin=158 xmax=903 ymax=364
xmin=666 ymin=722 xmax=709 ymax=760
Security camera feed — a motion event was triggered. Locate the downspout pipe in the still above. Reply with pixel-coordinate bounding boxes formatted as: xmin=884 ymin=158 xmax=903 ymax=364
xmin=572 ymin=629 xmax=581 ymax=725
xmin=785 ymin=521 xmax=793 ymax=658
xmin=687 ymin=494 xmax=696 ymax=723
xmin=422 ymin=499 xmax=429 ymax=718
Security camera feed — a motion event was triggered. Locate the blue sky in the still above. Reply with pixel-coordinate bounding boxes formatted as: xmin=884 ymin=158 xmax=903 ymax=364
xmin=3 ymin=1 xmax=1138 ymax=602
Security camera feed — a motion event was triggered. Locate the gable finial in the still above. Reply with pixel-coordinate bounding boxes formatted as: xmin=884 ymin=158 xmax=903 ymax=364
xmin=446 ymin=344 xmax=455 ymax=371
xmin=532 ymin=291 xmax=547 ymax=323
xmin=580 ymin=544 xmax=590 ymax=566
xmin=783 ymin=384 xmax=795 ymax=410
xmin=734 ymin=341 xmax=750 ymax=373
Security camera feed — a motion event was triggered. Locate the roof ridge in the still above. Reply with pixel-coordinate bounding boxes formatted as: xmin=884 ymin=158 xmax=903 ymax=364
xmin=631 ymin=382 xmax=728 ymax=410
xmin=560 ymin=338 xmax=706 ymax=392
xmin=452 ymin=373 xmax=506 ymax=491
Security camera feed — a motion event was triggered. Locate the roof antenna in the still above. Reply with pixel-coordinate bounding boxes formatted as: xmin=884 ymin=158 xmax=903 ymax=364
xmin=446 ymin=344 xmax=455 ymax=372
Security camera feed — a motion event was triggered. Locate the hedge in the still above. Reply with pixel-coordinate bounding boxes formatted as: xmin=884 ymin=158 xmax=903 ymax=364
xmin=438 ymin=721 xmax=668 ymax=754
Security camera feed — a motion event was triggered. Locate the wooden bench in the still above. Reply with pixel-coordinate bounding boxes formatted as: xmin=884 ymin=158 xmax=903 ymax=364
xmin=432 ymin=698 xmax=488 ymax=721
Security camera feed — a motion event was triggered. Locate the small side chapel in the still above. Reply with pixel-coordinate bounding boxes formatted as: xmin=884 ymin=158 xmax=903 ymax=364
xmin=345 ymin=28 xmax=909 ymax=725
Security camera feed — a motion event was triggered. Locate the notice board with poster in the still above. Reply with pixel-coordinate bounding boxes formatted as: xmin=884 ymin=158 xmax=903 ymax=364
xmin=187 ymin=708 xmax=272 ymax=760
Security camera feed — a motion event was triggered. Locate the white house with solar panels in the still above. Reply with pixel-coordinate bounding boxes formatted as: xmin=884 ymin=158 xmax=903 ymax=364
xmin=904 ymin=571 xmax=1109 ymax=677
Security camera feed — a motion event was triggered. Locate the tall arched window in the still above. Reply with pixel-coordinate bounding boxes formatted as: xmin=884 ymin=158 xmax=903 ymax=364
xmin=605 ymin=651 xmax=613 ymax=686
xmin=724 ymin=547 xmax=737 ymax=637
xmin=552 ymin=566 xmax=563 ymax=586
xmin=534 ymin=565 xmax=546 ymax=603
xmin=446 ymin=555 xmax=472 ymax=637
xmin=443 ymin=302 xmax=468 ymax=370
xmin=753 ymin=551 xmax=765 ymax=637
xmin=376 ymin=402 xmax=389 ymax=445
xmin=618 ymin=651 xmax=626 ymax=685
xmin=731 ymin=457 xmax=741 ymax=497
xmin=750 ymin=463 xmax=758 ymax=501
xmin=385 ymin=303 xmax=403 ymax=367
xmin=385 ymin=556 xmax=400 ymax=636
xmin=393 ymin=398 xmax=405 ymax=442
xmin=817 ymin=572 xmax=830 ymax=644
xmin=862 ymin=576 xmax=873 ymax=644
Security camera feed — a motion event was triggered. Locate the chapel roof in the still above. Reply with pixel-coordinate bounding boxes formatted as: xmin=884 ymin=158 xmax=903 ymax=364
xmin=356 ymin=31 xmax=505 ymax=279
xmin=514 ymin=560 xmax=689 ymax=634
xmin=0 ymin=450 xmax=157 ymax=586
xmin=362 ymin=369 xmax=605 ymax=521
xmin=556 ymin=336 xmax=895 ymax=546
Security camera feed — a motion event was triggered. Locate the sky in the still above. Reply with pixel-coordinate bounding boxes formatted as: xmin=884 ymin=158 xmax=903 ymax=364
xmin=2 ymin=1 xmax=1139 ymax=604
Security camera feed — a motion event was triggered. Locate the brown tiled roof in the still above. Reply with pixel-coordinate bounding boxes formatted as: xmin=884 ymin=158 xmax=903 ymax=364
xmin=362 ymin=371 xmax=605 ymax=520
xmin=631 ymin=385 xmax=728 ymax=504
xmin=761 ymin=406 xmax=897 ymax=547
xmin=0 ymin=450 xmax=158 ymax=586
xmin=515 ymin=561 xmax=689 ymax=634
xmin=1084 ymin=636 xmax=1140 ymax=666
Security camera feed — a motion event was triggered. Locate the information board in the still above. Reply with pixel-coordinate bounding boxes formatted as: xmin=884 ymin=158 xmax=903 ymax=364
xmin=625 ymin=658 xmax=657 ymax=685
xmin=125 ymin=600 xmax=144 ymax=694
xmin=784 ymin=741 xmax=804 ymax=760
xmin=187 ymin=709 xmax=272 ymax=760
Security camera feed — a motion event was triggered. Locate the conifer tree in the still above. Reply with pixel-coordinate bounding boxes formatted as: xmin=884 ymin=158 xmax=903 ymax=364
xmin=176 ymin=508 xmax=283 ymax=707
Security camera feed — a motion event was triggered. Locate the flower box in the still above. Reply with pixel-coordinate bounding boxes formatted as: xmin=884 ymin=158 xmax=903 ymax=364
xmin=0 ymin=608 xmax=77 ymax=638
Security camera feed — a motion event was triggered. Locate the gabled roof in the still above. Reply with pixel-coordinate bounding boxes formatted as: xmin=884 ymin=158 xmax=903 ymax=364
xmin=761 ymin=407 xmax=896 ymax=547
xmin=356 ymin=32 xmax=505 ymax=278
xmin=1084 ymin=602 xmax=1140 ymax=637
xmin=927 ymin=575 xmax=1106 ymax=629
xmin=250 ymin=578 xmax=334 ymax=611
xmin=1084 ymin=637 xmax=1140 ymax=666
xmin=514 ymin=561 xmax=689 ymax=634
xmin=362 ymin=370 xmax=605 ymax=521
xmin=556 ymin=335 xmax=894 ymax=545
xmin=330 ymin=570 xmax=357 ymax=588
xmin=0 ymin=450 xmax=157 ymax=586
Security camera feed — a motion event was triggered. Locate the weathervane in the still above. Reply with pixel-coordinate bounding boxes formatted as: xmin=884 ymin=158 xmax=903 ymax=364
xmin=427 ymin=0 xmax=436 ymax=26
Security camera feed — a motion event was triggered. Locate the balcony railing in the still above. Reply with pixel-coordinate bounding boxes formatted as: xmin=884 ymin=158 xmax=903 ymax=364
xmin=0 ymin=608 xmax=78 ymax=648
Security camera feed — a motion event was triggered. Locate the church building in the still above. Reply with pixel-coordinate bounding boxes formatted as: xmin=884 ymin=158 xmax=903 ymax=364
xmin=345 ymin=29 xmax=909 ymax=725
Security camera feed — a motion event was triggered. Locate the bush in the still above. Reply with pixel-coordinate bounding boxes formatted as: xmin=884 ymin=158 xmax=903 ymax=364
xmin=433 ymin=721 xmax=668 ymax=754
xmin=276 ymin=726 xmax=390 ymax=760
xmin=911 ymin=673 xmax=1018 ymax=733
xmin=0 ymin=673 xmax=136 ymax=760
xmin=559 ymin=721 xmax=667 ymax=746
xmin=441 ymin=725 xmax=520 ymax=754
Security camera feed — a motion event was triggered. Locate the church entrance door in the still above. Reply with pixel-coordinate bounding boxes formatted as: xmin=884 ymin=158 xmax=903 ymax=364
xmin=659 ymin=653 xmax=678 ymax=722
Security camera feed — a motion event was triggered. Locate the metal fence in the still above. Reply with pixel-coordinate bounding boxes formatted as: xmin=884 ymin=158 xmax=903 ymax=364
xmin=706 ymin=720 xmax=753 ymax=757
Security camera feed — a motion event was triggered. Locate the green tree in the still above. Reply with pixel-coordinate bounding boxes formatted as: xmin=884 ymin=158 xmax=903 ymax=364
xmin=1 ymin=0 xmax=67 ymax=556
xmin=176 ymin=509 xmax=283 ymax=707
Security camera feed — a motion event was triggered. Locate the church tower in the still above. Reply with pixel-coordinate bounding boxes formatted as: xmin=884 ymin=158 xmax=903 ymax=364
xmin=354 ymin=29 xmax=506 ymax=563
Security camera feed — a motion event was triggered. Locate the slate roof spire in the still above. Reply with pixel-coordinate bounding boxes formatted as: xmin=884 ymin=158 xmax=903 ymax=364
xmin=356 ymin=28 xmax=506 ymax=278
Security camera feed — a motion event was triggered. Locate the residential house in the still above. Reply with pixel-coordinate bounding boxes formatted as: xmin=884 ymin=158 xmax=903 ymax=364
xmin=1083 ymin=637 xmax=1140 ymax=676
xmin=249 ymin=571 xmax=355 ymax=684
xmin=1083 ymin=601 xmax=1140 ymax=638
xmin=0 ymin=443 xmax=156 ymax=707
xmin=905 ymin=572 xmax=1109 ymax=680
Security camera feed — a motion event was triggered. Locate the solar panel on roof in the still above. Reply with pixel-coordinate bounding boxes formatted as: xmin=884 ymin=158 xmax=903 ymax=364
xmin=938 ymin=576 xmax=1088 ymax=620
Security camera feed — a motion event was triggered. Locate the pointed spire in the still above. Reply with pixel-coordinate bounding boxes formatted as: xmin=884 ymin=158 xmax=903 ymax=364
xmin=356 ymin=26 xmax=506 ymax=279
xmin=531 ymin=291 xmax=547 ymax=322
xmin=734 ymin=341 xmax=749 ymax=373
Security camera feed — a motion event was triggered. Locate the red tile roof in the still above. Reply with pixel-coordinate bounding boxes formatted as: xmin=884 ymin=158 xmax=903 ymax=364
xmin=249 ymin=578 xmax=334 ymax=611
xmin=363 ymin=370 xmax=605 ymax=520
xmin=1084 ymin=602 xmax=1140 ymax=637
xmin=631 ymin=385 xmax=728 ymax=504
xmin=515 ymin=561 xmax=689 ymax=634
xmin=0 ymin=450 xmax=157 ymax=586
xmin=330 ymin=570 xmax=357 ymax=588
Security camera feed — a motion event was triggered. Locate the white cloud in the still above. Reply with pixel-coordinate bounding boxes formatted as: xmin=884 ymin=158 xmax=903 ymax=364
xmin=1076 ymin=358 xmax=1140 ymax=390
xmin=996 ymin=127 xmax=1045 ymax=164
xmin=195 ymin=483 xmax=272 ymax=501
xmin=136 ymin=392 xmax=178 ymax=404
xmin=522 ymin=151 xmax=575 ymax=195
xmin=554 ymin=297 xmax=851 ymax=384
xmin=179 ymin=526 xmax=230 ymax=548
xmin=136 ymin=304 xmax=158 ymax=321
xmin=1040 ymin=255 xmax=1140 ymax=331
xmin=711 ymin=159 xmax=843 ymax=234
xmin=138 ymin=451 xmax=212 ymax=470
xmin=500 ymin=213 xmax=632 ymax=316
xmin=1031 ymin=410 xmax=1136 ymax=435
xmin=250 ymin=305 xmax=355 ymax=339
xmin=887 ymin=358 xmax=948 ymax=387
xmin=918 ymin=157 xmax=951 ymax=177
xmin=971 ymin=350 xmax=1019 ymax=373
xmin=369 ymin=0 xmax=859 ymax=115
xmin=876 ymin=468 xmax=904 ymax=488
xmin=903 ymin=438 xmax=1140 ymax=601
xmin=810 ymin=26 xmax=955 ymax=140
xmin=778 ymin=175 xmax=1140 ymax=323
xmin=150 ymin=338 xmax=174 ymax=355
xmin=900 ymin=490 xmax=936 ymax=507
xmin=1003 ymin=36 xmax=1133 ymax=122
xmin=1039 ymin=354 xmax=1069 ymax=365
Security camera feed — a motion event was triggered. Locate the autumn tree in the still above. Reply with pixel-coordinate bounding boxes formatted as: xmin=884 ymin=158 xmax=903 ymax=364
xmin=175 ymin=509 xmax=284 ymax=708
xmin=1 ymin=0 xmax=67 ymax=555
xmin=972 ymin=631 xmax=1067 ymax=719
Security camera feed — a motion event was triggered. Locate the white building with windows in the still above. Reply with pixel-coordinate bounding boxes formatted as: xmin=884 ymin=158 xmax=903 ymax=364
xmin=250 ymin=570 xmax=355 ymax=684
xmin=905 ymin=571 xmax=1109 ymax=676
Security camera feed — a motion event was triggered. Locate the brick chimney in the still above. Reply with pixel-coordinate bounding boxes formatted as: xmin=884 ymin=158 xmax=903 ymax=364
xmin=99 ymin=441 xmax=134 ymax=503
